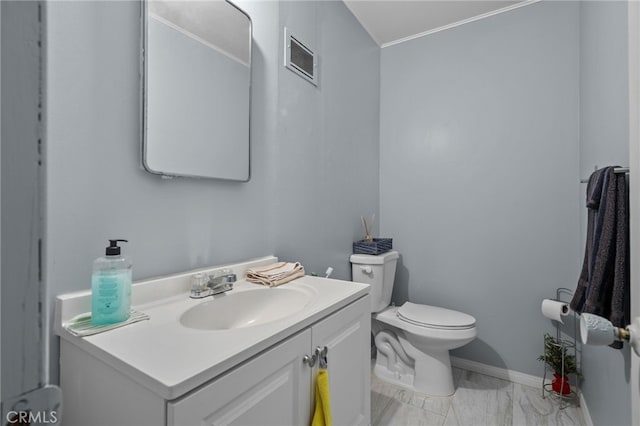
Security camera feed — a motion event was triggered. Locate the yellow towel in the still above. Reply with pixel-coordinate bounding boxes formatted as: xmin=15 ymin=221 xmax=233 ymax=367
xmin=311 ymin=369 xmax=332 ymax=426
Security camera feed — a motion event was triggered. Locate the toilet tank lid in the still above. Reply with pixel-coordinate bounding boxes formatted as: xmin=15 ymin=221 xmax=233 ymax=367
xmin=350 ymin=250 xmax=399 ymax=265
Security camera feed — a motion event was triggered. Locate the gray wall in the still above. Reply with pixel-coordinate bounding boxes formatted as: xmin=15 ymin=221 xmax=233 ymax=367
xmin=274 ymin=1 xmax=380 ymax=275
xmin=379 ymin=1 xmax=582 ymax=376
xmin=45 ymin=0 xmax=379 ymax=382
xmin=379 ymin=2 xmax=633 ymax=424
xmin=578 ymin=2 xmax=631 ymax=425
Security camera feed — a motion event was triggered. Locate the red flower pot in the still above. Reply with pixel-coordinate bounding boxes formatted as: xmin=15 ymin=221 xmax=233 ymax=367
xmin=551 ymin=373 xmax=571 ymax=395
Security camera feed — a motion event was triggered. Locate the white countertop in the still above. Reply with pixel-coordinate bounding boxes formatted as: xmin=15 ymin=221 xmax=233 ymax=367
xmin=55 ymin=256 xmax=369 ymax=400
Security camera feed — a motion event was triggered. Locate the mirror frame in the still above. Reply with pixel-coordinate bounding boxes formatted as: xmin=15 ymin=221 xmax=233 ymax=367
xmin=140 ymin=0 xmax=252 ymax=181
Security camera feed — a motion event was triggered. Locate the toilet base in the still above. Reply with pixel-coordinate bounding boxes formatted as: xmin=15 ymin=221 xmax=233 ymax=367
xmin=373 ymin=360 xmax=414 ymax=389
xmin=374 ymin=347 xmax=456 ymax=397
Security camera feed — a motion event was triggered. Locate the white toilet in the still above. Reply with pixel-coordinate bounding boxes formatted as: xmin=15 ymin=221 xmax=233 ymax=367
xmin=350 ymin=250 xmax=477 ymax=396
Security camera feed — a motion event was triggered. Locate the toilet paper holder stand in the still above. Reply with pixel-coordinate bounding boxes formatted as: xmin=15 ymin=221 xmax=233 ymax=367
xmin=544 ymin=288 xmax=640 ymax=355
xmin=544 ymin=287 xmax=578 ymax=342
xmin=540 ymin=288 xmax=580 ymax=405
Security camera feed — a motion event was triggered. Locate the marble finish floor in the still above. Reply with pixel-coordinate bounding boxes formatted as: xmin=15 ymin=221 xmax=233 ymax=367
xmin=371 ymin=368 xmax=585 ymax=426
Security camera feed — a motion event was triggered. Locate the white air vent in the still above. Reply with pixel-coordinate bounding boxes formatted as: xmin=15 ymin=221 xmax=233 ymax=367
xmin=284 ymin=28 xmax=317 ymax=86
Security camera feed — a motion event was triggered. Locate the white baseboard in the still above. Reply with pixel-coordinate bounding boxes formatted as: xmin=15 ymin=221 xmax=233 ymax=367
xmin=450 ymin=356 xmax=592 ymax=426
xmin=450 ymin=356 xmax=541 ymax=388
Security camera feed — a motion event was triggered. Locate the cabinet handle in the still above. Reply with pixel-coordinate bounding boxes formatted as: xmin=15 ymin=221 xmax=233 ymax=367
xmin=316 ymin=346 xmax=328 ymax=369
xmin=303 ymin=353 xmax=317 ymax=367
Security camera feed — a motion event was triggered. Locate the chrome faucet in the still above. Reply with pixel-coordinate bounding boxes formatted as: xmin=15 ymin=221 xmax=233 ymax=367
xmin=190 ymin=271 xmax=236 ymax=299
xmin=208 ymin=273 xmax=236 ymax=294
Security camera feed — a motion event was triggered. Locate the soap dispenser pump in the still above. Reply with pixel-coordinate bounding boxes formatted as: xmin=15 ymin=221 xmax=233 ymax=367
xmin=91 ymin=239 xmax=132 ymax=325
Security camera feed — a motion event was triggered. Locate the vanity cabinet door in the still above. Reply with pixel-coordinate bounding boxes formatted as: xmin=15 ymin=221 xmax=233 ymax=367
xmin=311 ymin=295 xmax=371 ymax=426
xmin=168 ymin=329 xmax=313 ymax=426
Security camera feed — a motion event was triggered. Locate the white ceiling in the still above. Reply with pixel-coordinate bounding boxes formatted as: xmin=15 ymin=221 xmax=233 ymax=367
xmin=343 ymin=0 xmax=531 ymax=47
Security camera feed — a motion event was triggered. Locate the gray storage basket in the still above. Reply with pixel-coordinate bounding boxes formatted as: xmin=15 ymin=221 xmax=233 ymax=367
xmin=352 ymin=238 xmax=392 ymax=255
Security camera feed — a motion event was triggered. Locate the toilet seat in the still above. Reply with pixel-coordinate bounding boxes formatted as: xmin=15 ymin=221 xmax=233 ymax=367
xmin=397 ymin=302 xmax=475 ymax=330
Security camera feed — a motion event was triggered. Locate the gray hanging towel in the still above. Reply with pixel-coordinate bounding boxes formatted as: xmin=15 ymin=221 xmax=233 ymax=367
xmin=570 ymin=167 xmax=629 ymax=349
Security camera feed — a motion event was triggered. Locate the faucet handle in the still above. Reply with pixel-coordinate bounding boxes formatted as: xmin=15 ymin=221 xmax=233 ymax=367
xmin=189 ymin=273 xmax=210 ymax=299
xmin=220 ymin=268 xmax=234 ymax=277
xmin=223 ymin=272 xmax=237 ymax=283
xmin=208 ymin=269 xmax=236 ymax=283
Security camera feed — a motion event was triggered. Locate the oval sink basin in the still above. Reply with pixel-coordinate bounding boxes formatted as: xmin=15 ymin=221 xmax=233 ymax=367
xmin=180 ymin=287 xmax=315 ymax=330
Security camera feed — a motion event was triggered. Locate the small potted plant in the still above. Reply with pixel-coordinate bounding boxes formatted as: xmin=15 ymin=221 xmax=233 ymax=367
xmin=538 ymin=333 xmax=581 ymax=395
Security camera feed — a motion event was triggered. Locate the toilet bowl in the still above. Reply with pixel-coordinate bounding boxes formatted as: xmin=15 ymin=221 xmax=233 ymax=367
xmin=350 ymin=251 xmax=477 ymax=396
xmin=373 ymin=303 xmax=476 ymax=396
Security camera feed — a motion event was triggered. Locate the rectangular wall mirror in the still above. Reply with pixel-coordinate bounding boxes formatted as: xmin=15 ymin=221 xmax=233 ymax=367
xmin=142 ymin=0 xmax=251 ymax=181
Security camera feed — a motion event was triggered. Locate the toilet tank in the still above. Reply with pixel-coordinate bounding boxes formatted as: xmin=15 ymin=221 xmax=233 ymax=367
xmin=350 ymin=250 xmax=399 ymax=313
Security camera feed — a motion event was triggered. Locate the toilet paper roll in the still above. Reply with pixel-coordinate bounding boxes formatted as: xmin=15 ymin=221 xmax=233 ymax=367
xmin=541 ymin=299 xmax=570 ymax=323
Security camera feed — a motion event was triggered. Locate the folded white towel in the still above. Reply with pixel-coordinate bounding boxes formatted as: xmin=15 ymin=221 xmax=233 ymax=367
xmin=63 ymin=309 xmax=149 ymax=337
xmin=246 ymin=262 xmax=305 ymax=287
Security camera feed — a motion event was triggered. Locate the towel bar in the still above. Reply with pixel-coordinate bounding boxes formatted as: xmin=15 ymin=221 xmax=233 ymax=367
xmin=579 ymin=166 xmax=629 ymax=183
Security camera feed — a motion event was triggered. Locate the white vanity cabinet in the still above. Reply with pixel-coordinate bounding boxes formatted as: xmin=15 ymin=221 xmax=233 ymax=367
xmin=169 ymin=295 xmax=371 ymax=426
xmin=311 ymin=293 xmax=371 ymax=426
xmin=168 ymin=329 xmax=313 ymax=425
xmin=60 ymin=292 xmax=371 ymax=426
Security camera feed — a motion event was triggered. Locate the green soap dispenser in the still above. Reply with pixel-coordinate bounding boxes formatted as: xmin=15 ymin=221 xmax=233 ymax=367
xmin=91 ymin=239 xmax=132 ymax=325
